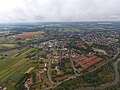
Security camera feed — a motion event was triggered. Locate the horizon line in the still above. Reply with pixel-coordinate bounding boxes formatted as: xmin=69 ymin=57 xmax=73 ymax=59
xmin=0 ymin=20 xmax=120 ymax=24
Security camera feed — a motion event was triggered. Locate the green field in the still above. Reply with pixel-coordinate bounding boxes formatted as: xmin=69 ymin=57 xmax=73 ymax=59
xmin=0 ymin=37 xmax=16 ymax=44
xmin=0 ymin=46 xmax=40 ymax=89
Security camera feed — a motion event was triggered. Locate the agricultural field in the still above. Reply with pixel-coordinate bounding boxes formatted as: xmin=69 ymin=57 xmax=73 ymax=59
xmin=0 ymin=46 xmax=43 ymax=89
xmin=0 ymin=22 xmax=119 ymax=90
xmin=0 ymin=37 xmax=16 ymax=44
xmin=0 ymin=44 xmax=16 ymax=47
xmin=0 ymin=37 xmax=17 ymax=50
xmin=19 ymin=31 xmax=45 ymax=39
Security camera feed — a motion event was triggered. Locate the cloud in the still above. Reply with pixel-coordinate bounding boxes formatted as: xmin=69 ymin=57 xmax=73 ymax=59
xmin=0 ymin=0 xmax=120 ymax=23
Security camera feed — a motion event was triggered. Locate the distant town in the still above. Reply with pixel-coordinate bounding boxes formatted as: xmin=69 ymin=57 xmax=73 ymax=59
xmin=0 ymin=22 xmax=120 ymax=90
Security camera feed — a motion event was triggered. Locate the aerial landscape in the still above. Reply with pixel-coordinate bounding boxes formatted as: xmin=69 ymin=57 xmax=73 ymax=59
xmin=0 ymin=22 xmax=119 ymax=90
xmin=0 ymin=0 xmax=120 ymax=90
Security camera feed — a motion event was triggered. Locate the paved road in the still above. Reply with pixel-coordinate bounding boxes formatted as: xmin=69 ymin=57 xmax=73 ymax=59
xmin=45 ymin=49 xmax=120 ymax=90
xmin=76 ymin=57 xmax=120 ymax=90
xmin=47 ymin=54 xmax=54 ymax=85
xmin=95 ymin=58 xmax=120 ymax=90
xmin=113 ymin=58 xmax=120 ymax=84
xmin=69 ymin=49 xmax=78 ymax=76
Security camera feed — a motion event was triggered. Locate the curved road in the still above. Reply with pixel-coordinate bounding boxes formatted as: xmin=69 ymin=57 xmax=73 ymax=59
xmin=94 ymin=58 xmax=120 ymax=90
xmin=76 ymin=58 xmax=120 ymax=90
xmin=45 ymin=50 xmax=120 ymax=90
xmin=113 ymin=58 xmax=120 ymax=85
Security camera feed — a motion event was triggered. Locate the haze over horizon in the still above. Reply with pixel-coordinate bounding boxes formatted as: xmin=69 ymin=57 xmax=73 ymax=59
xmin=0 ymin=0 xmax=120 ymax=23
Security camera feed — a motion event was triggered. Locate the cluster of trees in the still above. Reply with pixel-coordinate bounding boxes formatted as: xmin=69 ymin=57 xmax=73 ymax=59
xmin=105 ymin=58 xmax=120 ymax=90
xmin=61 ymin=58 xmax=70 ymax=63
xmin=0 ymin=54 xmax=7 ymax=59
xmin=54 ymin=76 xmax=86 ymax=90
xmin=81 ymin=72 xmax=102 ymax=86
xmin=15 ymin=72 xmax=36 ymax=90
xmin=104 ymin=81 xmax=120 ymax=90
xmin=54 ymin=62 xmax=115 ymax=90
xmin=68 ymin=44 xmax=94 ymax=54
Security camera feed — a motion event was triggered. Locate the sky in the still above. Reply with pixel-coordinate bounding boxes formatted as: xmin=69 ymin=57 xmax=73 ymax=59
xmin=0 ymin=0 xmax=120 ymax=23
